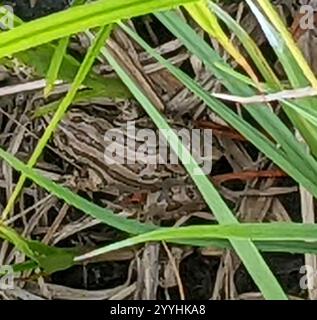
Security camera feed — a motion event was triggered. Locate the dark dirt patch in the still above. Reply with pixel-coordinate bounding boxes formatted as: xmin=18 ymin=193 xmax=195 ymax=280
xmin=235 ymin=253 xmax=306 ymax=298
xmin=179 ymin=253 xmax=220 ymax=300
xmin=4 ymin=0 xmax=70 ymax=21
xmin=52 ymin=261 xmax=131 ymax=290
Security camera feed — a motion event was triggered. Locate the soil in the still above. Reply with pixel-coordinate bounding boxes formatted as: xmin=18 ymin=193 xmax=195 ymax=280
xmin=4 ymin=0 xmax=70 ymax=21
xmin=0 ymin=0 xmax=309 ymax=300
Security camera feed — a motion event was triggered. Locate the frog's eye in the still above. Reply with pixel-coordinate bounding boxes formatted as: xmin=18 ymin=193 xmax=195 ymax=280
xmin=57 ymin=132 xmax=68 ymax=147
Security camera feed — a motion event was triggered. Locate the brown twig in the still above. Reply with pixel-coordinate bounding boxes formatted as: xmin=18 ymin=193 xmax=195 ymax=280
xmin=194 ymin=120 xmax=246 ymax=141
xmin=212 ymin=169 xmax=287 ymax=185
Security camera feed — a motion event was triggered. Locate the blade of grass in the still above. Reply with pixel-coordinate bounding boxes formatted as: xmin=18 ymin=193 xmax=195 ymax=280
xmin=208 ymin=1 xmax=281 ymax=89
xmin=1 ymin=24 xmax=113 ymax=220
xmin=246 ymin=0 xmax=317 ymax=157
xmin=120 ymin=20 xmax=317 ymax=199
xmin=75 ymin=223 xmax=317 ymax=261
xmin=256 ymin=0 xmax=317 ymax=89
xmin=1 ymin=145 xmax=317 ymax=267
xmin=44 ymin=36 xmax=70 ymax=97
xmin=0 ymin=261 xmax=37 ymax=275
xmin=0 ymin=0 xmax=198 ymax=59
xmin=0 ymin=145 xmax=157 ymax=234
xmin=184 ymin=1 xmax=260 ymax=85
xmin=103 ymin=41 xmax=287 ymax=299
xmin=0 ymin=224 xmax=34 ymax=259
xmin=44 ymin=0 xmax=88 ymax=97
xmin=1 ymin=11 xmax=131 ymax=100
xmin=0 ymin=224 xmax=77 ymax=273
xmin=156 ymin=11 xmax=317 ymax=181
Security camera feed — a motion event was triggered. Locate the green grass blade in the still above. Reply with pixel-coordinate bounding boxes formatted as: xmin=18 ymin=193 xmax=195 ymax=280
xmin=255 ymin=0 xmax=317 ymax=88
xmin=0 ymin=10 xmax=130 ymax=100
xmin=0 ymin=224 xmax=77 ymax=273
xmin=44 ymin=36 xmax=70 ymax=97
xmin=246 ymin=0 xmax=317 ymax=157
xmin=156 ymin=11 xmax=317 ymax=182
xmin=44 ymin=0 xmax=83 ymax=96
xmin=0 ymin=146 xmax=156 ymax=234
xmin=10 ymin=44 xmax=131 ymax=100
xmin=2 ymin=144 xmax=317 ymax=258
xmin=75 ymin=223 xmax=317 ymax=260
xmin=2 ymin=143 xmax=317 ymax=277
xmin=2 ymin=25 xmax=113 ymax=220
xmin=103 ymin=39 xmax=287 ymax=299
xmin=209 ymin=1 xmax=280 ymax=89
xmin=198 ymin=240 xmax=317 ymax=255
xmin=120 ymin=21 xmax=317 ymax=199
xmin=184 ymin=1 xmax=259 ymax=84
xmin=0 ymin=224 xmax=35 ymax=260
xmin=0 ymin=0 xmax=197 ymax=59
